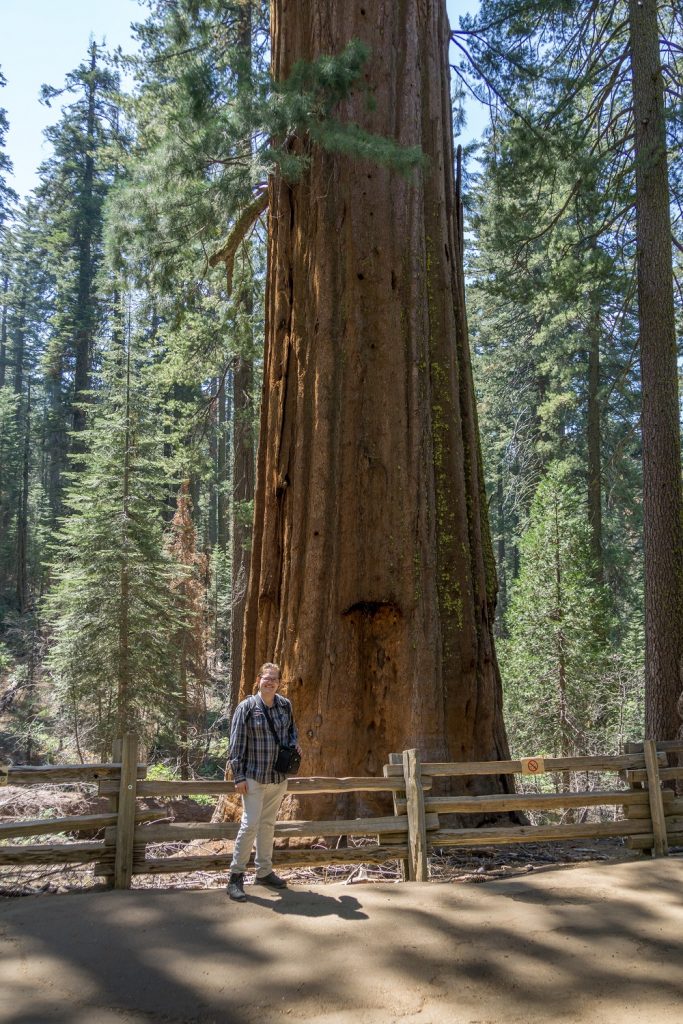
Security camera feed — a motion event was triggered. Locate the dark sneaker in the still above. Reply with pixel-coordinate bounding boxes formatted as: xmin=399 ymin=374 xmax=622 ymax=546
xmin=227 ymin=872 xmax=246 ymax=902
xmin=254 ymin=871 xmax=288 ymax=889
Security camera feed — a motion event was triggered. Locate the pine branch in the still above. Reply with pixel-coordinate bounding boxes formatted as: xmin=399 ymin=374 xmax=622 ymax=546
xmin=512 ymin=177 xmax=583 ymax=259
xmin=449 ymin=38 xmax=540 ymax=137
xmin=208 ymin=187 xmax=269 ymax=295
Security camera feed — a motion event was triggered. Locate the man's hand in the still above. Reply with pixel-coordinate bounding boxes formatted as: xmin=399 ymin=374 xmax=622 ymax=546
xmin=235 ymin=780 xmax=248 ymax=796
xmin=295 ymin=744 xmax=302 ymax=756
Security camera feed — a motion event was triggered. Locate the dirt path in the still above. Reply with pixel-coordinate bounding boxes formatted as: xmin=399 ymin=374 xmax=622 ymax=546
xmin=1 ymin=857 xmax=682 ymax=1024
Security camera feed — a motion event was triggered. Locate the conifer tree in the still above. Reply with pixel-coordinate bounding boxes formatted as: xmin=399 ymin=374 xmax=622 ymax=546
xmin=460 ymin=0 xmax=683 ymax=739
xmin=46 ymin=309 xmax=180 ymax=757
xmin=499 ymin=464 xmax=615 ymax=760
xmin=165 ymin=481 xmax=209 ymax=777
xmin=469 ymin=106 xmax=642 ymax=631
xmin=0 ymin=68 xmax=17 ymax=233
xmin=38 ymin=42 xmax=122 ymax=511
xmin=0 ymin=200 xmax=52 ymax=612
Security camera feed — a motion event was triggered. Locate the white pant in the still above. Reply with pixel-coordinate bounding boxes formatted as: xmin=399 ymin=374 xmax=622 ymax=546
xmin=230 ymin=777 xmax=288 ymax=877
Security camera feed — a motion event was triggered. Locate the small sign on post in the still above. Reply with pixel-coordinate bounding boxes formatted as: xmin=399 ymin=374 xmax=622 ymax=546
xmin=521 ymin=756 xmax=545 ymax=776
xmin=0 ymin=764 xmax=8 ymax=786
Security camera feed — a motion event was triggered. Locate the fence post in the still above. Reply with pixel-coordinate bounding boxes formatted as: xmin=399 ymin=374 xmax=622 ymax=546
xmin=100 ymin=737 xmax=123 ymax=887
xmin=403 ymin=748 xmax=428 ymax=881
xmin=114 ymin=733 xmax=138 ymax=889
xmin=385 ymin=752 xmax=409 ymax=881
xmin=643 ymin=739 xmax=668 ymax=857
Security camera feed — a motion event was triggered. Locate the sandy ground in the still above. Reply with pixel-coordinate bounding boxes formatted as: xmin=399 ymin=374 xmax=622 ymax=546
xmin=1 ymin=856 xmax=682 ymax=1024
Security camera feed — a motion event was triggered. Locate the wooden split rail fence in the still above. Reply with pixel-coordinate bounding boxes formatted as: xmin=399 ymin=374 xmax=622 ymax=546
xmin=1 ymin=737 xmax=681 ymax=888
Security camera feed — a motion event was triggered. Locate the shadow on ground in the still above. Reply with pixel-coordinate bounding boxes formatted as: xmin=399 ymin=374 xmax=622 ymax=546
xmin=0 ymin=856 xmax=682 ymax=1023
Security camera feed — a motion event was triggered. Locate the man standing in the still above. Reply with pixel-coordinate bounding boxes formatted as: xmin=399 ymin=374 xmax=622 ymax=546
xmin=227 ymin=662 xmax=301 ymax=901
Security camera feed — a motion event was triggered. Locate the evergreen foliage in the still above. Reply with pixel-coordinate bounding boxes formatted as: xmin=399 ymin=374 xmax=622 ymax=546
xmin=46 ymin=317 xmax=181 ymax=757
xmin=165 ymin=481 xmax=210 ymax=776
xmin=461 ymin=0 xmax=682 ymax=738
xmin=2 ymin=1 xmax=681 ymax=767
xmin=469 ymin=103 xmax=643 ymax=629
xmin=499 ymin=463 xmax=641 ymax=757
xmin=0 ymin=68 xmax=17 ymax=231
xmin=37 ymin=43 xmax=124 ymax=516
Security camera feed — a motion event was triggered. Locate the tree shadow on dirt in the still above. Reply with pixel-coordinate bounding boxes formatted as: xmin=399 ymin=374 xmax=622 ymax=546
xmin=1 ymin=857 xmax=682 ymax=1023
xmin=375 ymin=856 xmax=683 ymax=1020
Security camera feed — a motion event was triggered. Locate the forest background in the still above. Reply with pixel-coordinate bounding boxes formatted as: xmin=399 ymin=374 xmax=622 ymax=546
xmin=0 ymin=0 xmax=682 ymax=783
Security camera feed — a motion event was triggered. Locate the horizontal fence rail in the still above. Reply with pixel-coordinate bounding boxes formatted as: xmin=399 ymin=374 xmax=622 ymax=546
xmin=1 ymin=737 xmax=681 ymax=887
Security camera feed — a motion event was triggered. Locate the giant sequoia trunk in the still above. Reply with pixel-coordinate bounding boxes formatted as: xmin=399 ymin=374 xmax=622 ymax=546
xmin=629 ymin=0 xmax=683 ymax=741
xmin=240 ymin=0 xmax=511 ymax=798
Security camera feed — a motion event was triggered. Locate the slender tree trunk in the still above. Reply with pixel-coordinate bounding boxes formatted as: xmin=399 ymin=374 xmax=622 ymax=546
xmin=116 ymin=341 xmax=132 ymax=736
xmin=15 ymin=382 xmax=30 ymax=613
xmin=11 ymin=298 xmax=27 ymax=608
xmin=0 ymin=269 xmax=8 ymax=388
xmin=628 ymin=0 xmax=683 ymax=741
xmin=45 ymin=361 xmax=66 ymax=526
xmin=495 ymin=467 xmax=506 ymax=635
xmin=12 ymin=315 xmax=24 ymax=396
xmin=553 ymin=492 xmax=572 ymax=811
xmin=179 ymin=638 xmax=189 ymax=780
xmin=208 ymin=377 xmax=219 ymax=549
xmin=217 ymin=377 xmax=228 ymax=552
xmin=586 ymin=306 xmax=603 ymax=582
xmin=241 ymin=0 xmax=510 ymax=805
xmin=72 ymin=42 xmax=98 ymax=442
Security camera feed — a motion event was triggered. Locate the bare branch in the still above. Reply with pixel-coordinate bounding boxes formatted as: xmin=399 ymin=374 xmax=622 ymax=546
xmin=208 ymin=188 xmax=269 ymax=294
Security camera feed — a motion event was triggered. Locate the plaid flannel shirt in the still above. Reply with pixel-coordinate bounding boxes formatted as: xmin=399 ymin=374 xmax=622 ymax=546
xmin=229 ymin=693 xmax=298 ymax=784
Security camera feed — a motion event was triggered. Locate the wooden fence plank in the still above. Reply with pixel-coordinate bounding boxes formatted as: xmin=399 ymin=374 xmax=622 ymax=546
xmin=114 ymin=734 xmax=138 ymax=890
xmin=628 ymin=829 xmax=683 ymax=850
xmin=430 ymin=819 xmax=653 ymax=847
xmin=412 ymin=790 xmax=655 ymax=816
xmin=403 ymin=749 xmax=429 ymax=881
xmin=626 ymin=791 xmax=676 ymax=819
xmin=124 ymin=844 xmax=412 ymax=875
xmin=627 ymin=766 xmax=683 ymax=784
xmin=134 ymin=814 xmax=433 ymax=844
xmin=103 ymin=738 xmax=123 ymax=888
xmin=385 ymin=753 xmax=409 ymax=880
xmin=0 ymin=843 xmax=106 ymax=866
xmin=104 ymin=775 xmax=425 ymax=798
xmin=6 ymin=764 xmax=146 ymax=786
xmin=643 ymin=739 xmax=669 ymax=857
xmin=384 ymin=753 xmax=663 ymax=778
xmin=623 ymin=740 xmax=683 ymax=754
xmin=0 ymin=809 xmax=166 ymax=840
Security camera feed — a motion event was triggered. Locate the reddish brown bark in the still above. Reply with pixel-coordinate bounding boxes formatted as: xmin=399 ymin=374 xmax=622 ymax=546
xmin=628 ymin=0 xmax=683 ymax=741
xmin=240 ymin=0 xmax=511 ymax=799
xmin=230 ymin=349 xmax=255 ymax=705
